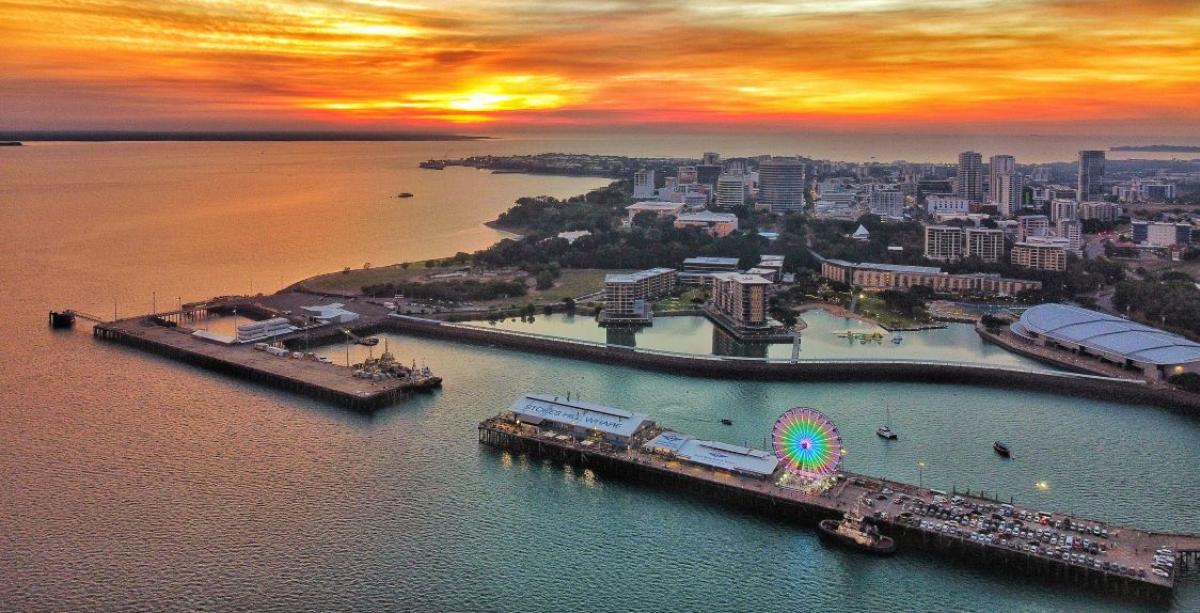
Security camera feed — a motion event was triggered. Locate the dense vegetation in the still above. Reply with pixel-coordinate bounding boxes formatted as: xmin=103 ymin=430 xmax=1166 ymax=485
xmin=490 ymin=182 xmax=632 ymax=235
xmin=458 ymin=181 xmax=819 ymax=273
xmin=807 ymin=215 xmax=927 ymax=265
xmin=1168 ymin=372 xmax=1200 ymax=393
xmin=1113 ymin=275 xmax=1200 ymax=339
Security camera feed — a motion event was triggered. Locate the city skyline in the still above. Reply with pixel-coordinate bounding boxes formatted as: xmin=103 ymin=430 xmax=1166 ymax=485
xmin=3 ymin=0 xmax=1200 ymax=134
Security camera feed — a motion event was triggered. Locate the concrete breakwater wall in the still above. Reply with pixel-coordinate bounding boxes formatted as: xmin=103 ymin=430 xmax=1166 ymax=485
xmin=386 ymin=315 xmax=1200 ymax=412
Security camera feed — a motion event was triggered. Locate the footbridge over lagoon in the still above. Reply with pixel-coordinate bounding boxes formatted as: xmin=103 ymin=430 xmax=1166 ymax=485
xmin=386 ymin=315 xmax=1200 ymax=412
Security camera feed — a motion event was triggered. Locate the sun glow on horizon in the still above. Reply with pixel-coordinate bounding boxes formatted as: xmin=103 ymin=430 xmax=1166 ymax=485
xmin=2 ymin=0 xmax=1199 ymax=133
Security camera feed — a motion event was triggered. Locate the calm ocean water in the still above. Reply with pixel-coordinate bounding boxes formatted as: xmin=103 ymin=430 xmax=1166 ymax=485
xmin=2 ymin=141 xmax=1199 ymax=612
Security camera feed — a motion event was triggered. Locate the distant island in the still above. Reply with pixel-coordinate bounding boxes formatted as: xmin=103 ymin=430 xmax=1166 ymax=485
xmin=0 ymin=131 xmax=487 ymax=142
xmin=1111 ymin=144 xmax=1200 ymax=153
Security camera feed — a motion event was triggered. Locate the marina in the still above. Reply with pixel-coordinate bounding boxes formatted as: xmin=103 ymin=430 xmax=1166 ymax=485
xmin=480 ymin=393 xmax=1200 ymax=602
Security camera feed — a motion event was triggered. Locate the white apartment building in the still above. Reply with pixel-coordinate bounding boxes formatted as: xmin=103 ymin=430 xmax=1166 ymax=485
xmin=965 ymin=227 xmax=1005 ymax=262
xmin=926 ymin=195 xmax=970 ymax=215
xmin=924 ymin=225 xmax=965 ymax=261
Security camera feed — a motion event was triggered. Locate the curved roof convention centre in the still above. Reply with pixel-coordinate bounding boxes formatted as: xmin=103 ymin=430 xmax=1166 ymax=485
xmin=1013 ymin=303 xmax=1200 ymax=366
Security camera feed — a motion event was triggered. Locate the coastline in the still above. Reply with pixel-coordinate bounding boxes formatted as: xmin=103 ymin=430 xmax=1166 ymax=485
xmin=482 ymin=219 xmax=527 ymax=237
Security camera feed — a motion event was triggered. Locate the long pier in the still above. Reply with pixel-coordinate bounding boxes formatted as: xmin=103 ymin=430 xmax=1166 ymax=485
xmin=479 ymin=415 xmax=1200 ymax=602
xmin=91 ymin=311 xmax=429 ymax=412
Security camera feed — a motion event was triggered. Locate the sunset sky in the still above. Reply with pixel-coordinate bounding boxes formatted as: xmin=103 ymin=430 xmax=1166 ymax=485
xmin=2 ymin=0 xmax=1199 ymax=134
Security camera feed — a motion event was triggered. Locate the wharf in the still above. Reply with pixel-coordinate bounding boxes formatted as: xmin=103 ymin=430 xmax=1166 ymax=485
xmin=479 ymin=416 xmax=1200 ymax=601
xmin=91 ymin=308 xmax=429 ymax=411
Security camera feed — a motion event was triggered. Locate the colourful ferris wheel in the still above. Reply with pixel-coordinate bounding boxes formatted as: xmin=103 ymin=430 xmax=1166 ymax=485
xmin=771 ymin=407 xmax=843 ymax=478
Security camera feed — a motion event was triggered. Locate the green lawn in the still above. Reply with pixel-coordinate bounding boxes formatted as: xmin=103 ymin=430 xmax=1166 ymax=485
xmin=856 ymin=294 xmax=931 ymax=329
xmin=299 ymin=261 xmax=446 ymax=294
xmin=655 ymin=288 xmax=707 ymax=311
xmin=299 ymin=263 xmax=613 ymax=307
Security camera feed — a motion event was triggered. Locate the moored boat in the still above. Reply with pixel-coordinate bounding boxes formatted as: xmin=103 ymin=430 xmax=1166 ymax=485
xmin=993 ymin=441 xmax=1011 ymax=458
xmin=818 ymin=507 xmax=896 ymax=555
xmin=876 ymin=403 xmax=898 ymax=440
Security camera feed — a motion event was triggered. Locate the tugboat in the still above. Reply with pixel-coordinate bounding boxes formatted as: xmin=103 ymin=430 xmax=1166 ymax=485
xmin=818 ymin=503 xmax=896 ymax=555
xmin=876 ymin=404 xmax=898 ymax=440
xmin=993 ymin=441 xmax=1012 ymax=458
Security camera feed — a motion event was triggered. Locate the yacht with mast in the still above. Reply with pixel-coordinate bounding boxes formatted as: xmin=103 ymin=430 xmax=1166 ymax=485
xmin=876 ymin=403 xmax=898 ymax=440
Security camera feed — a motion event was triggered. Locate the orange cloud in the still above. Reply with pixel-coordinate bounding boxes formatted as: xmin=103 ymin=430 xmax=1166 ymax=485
xmin=1 ymin=0 xmax=1198 ymax=133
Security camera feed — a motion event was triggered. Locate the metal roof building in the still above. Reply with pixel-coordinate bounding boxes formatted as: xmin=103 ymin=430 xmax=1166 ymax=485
xmin=643 ymin=431 xmax=779 ymax=478
xmin=508 ymin=393 xmax=652 ymax=447
xmin=1011 ymin=303 xmax=1200 ymax=380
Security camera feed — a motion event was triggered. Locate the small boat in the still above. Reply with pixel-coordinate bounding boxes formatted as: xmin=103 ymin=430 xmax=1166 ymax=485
xmin=891 ymin=332 xmax=903 ymax=344
xmin=993 ymin=441 xmax=1012 ymax=458
xmin=419 ymin=160 xmax=446 ymax=170
xmin=818 ymin=506 xmax=896 ymax=555
xmin=876 ymin=404 xmax=898 ymax=440
xmin=720 ymin=418 xmax=733 ymax=426
xmin=356 ymin=337 xmax=380 ymax=346
xmin=397 ymin=192 xmax=414 ymax=198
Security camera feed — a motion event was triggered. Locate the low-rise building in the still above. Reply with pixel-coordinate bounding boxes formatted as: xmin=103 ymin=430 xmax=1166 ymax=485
xmin=625 ymin=201 xmax=683 ymax=223
xmin=1131 ymin=221 xmax=1191 ymax=248
xmin=1078 ymin=201 xmax=1122 ymax=223
xmin=507 ymin=393 xmax=653 ymax=449
xmin=926 ymin=195 xmax=970 ymax=216
xmin=300 ymin=302 xmax=360 ymax=325
xmin=1018 ymin=215 xmax=1050 ymax=241
xmin=556 ymin=230 xmax=592 ymax=244
xmin=1011 ymin=241 xmax=1067 ymax=271
xmin=673 ymin=211 xmax=739 ymax=237
xmin=1113 ymin=180 xmax=1177 ymax=203
xmin=820 ymin=260 xmax=1040 ymax=296
xmin=679 ymin=256 xmax=741 ymax=286
xmin=642 ymin=431 xmax=779 ymax=478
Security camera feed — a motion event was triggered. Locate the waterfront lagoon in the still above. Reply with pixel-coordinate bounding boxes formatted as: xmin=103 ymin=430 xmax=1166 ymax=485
xmin=484 ymin=308 xmax=1057 ymax=370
